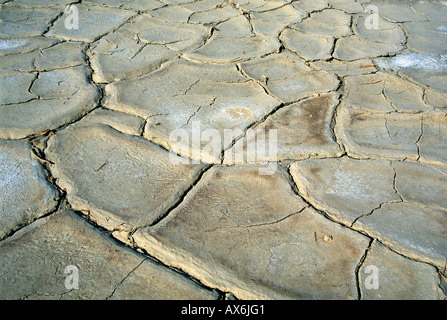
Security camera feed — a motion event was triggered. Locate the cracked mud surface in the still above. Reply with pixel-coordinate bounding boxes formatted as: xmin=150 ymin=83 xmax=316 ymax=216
xmin=0 ymin=0 xmax=446 ymax=300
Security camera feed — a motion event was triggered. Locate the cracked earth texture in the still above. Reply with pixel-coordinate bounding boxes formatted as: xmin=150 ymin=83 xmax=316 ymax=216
xmin=0 ymin=0 xmax=446 ymax=300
